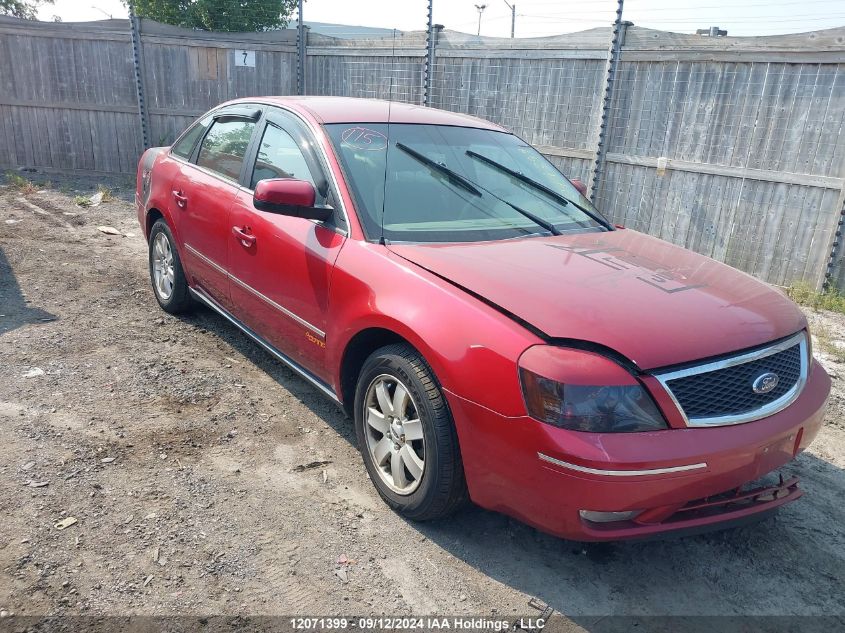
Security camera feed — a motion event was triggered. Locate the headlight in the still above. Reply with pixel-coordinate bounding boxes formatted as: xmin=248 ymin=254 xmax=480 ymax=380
xmin=518 ymin=346 xmax=668 ymax=433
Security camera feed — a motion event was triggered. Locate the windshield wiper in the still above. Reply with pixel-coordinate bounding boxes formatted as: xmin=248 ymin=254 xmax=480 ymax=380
xmin=396 ymin=143 xmax=481 ymax=197
xmin=465 ymin=150 xmax=612 ymax=230
xmin=395 ymin=143 xmax=559 ymax=237
xmin=500 ymin=200 xmax=561 ymax=236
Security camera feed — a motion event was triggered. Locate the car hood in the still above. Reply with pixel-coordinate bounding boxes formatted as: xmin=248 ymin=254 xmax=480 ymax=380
xmin=389 ymin=230 xmax=806 ymax=370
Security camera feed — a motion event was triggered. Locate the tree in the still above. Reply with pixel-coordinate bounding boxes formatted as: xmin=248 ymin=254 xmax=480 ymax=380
xmin=0 ymin=0 xmax=54 ymax=20
xmin=126 ymin=0 xmax=298 ymax=32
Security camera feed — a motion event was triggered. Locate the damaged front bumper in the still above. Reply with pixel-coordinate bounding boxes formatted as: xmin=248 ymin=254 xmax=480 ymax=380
xmin=580 ymin=474 xmax=801 ymax=541
xmin=445 ymin=358 xmax=829 ymax=542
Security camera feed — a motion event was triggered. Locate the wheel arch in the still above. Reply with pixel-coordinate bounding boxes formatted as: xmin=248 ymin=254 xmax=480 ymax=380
xmin=338 ymin=326 xmax=419 ymax=417
xmin=145 ymin=207 xmax=165 ymax=240
xmin=328 ymin=242 xmax=544 ymax=417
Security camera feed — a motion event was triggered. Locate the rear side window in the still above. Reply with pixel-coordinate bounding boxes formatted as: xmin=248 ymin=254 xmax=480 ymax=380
xmin=196 ymin=119 xmax=256 ymax=181
xmin=171 ymin=116 xmax=211 ymax=159
xmin=250 ymin=123 xmax=316 ymax=189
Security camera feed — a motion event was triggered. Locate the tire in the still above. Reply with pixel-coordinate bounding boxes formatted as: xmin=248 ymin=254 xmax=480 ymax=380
xmin=148 ymin=219 xmax=192 ymax=314
xmin=354 ymin=343 xmax=468 ymax=520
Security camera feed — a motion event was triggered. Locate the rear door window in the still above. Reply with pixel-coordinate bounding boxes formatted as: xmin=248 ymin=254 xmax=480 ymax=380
xmin=171 ymin=115 xmax=211 ymax=159
xmin=196 ymin=118 xmax=256 ymax=181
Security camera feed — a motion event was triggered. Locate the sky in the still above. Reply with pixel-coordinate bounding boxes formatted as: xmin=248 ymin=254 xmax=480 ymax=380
xmin=39 ymin=0 xmax=845 ymax=38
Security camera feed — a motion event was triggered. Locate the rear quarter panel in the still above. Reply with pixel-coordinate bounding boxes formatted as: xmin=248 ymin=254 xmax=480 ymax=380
xmin=136 ymin=148 xmax=180 ymax=242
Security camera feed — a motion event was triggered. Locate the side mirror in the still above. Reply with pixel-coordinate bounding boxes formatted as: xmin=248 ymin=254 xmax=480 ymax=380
xmin=253 ymin=178 xmax=332 ymax=221
xmin=570 ymin=178 xmax=588 ymax=196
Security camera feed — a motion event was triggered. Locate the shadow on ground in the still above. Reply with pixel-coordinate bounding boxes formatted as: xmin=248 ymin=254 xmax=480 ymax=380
xmin=182 ymin=305 xmax=352 ymax=437
xmin=185 ymin=303 xmax=845 ymax=623
xmin=0 ymin=247 xmax=56 ymax=335
xmin=413 ymin=447 xmax=845 ymax=617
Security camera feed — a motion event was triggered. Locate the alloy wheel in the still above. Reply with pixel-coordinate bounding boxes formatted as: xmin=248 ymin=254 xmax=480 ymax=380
xmin=363 ymin=374 xmax=426 ymax=495
xmin=152 ymin=231 xmax=175 ymax=301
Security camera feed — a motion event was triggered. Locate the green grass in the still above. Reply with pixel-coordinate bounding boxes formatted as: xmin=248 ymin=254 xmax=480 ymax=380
xmin=96 ymin=184 xmax=114 ymax=203
xmin=786 ymin=281 xmax=845 ymax=314
xmin=811 ymin=323 xmax=845 ymax=363
xmin=787 ymin=282 xmax=845 ymax=362
xmin=73 ymin=195 xmax=92 ymax=208
xmin=4 ymin=171 xmax=38 ymax=194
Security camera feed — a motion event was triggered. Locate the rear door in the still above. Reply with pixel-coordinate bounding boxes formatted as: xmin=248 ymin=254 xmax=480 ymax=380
xmin=227 ymin=108 xmax=347 ymax=381
xmin=169 ymin=106 xmax=261 ymax=311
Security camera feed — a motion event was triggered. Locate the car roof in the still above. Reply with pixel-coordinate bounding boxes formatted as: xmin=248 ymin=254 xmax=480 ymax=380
xmin=247 ymin=96 xmax=508 ymax=132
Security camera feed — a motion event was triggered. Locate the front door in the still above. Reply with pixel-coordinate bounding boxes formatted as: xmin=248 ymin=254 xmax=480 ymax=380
xmin=227 ymin=110 xmax=346 ymax=381
xmin=170 ymin=110 xmax=259 ymax=312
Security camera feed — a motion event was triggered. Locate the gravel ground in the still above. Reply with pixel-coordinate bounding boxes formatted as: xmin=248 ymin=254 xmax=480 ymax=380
xmin=1 ymin=174 xmax=844 ymax=626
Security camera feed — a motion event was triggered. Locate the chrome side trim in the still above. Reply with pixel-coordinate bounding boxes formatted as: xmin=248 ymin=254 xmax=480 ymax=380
xmin=537 ymin=452 xmax=708 ymax=477
xmin=183 ymin=243 xmax=326 ymax=339
xmin=188 ymin=287 xmax=340 ymax=403
xmin=229 ymin=274 xmax=326 ymax=338
xmin=653 ymin=331 xmax=809 ymax=428
xmin=184 ymin=243 xmax=228 ymax=276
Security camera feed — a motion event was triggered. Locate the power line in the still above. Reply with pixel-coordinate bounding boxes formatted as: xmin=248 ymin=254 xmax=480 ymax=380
xmin=520 ymin=9 xmax=845 ymax=18
xmin=517 ymin=13 xmax=845 ymax=24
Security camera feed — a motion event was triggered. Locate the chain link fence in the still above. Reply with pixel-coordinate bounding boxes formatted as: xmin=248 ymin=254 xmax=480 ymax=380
xmin=305 ymin=30 xmax=426 ymax=103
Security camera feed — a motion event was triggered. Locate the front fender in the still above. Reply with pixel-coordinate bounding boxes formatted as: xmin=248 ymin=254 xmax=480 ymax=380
xmin=327 ymin=242 xmax=541 ymax=417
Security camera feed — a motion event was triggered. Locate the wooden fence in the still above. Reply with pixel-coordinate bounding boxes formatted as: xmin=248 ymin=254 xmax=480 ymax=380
xmin=308 ymin=26 xmax=845 ymax=288
xmin=0 ymin=16 xmax=296 ymax=175
xmin=1 ymin=15 xmax=844 ymax=288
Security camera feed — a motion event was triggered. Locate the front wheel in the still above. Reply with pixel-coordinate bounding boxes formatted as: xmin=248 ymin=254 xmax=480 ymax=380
xmin=354 ymin=344 xmax=468 ymax=520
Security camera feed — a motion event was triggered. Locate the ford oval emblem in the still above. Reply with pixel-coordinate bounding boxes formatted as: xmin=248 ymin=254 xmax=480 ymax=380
xmin=752 ymin=372 xmax=779 ymax=394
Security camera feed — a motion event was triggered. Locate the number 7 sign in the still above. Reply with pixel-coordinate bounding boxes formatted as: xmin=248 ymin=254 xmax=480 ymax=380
xmin=234 ymin=50 xmax=256 ymax=67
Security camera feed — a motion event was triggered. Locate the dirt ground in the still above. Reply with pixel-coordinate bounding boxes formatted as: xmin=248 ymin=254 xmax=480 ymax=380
xmin=1 ymin=174 xmax=844 ymax=627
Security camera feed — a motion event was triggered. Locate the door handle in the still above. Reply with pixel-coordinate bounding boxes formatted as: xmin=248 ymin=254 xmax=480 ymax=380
xmin=232 ymin=226 xmax=256 ymax=248
xmin=172 ymin=190 xmax=188 ymax=209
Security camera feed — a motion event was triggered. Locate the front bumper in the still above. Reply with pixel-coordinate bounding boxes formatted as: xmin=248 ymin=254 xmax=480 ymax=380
xmin=446 ymin=359 xmax=830 ymax=541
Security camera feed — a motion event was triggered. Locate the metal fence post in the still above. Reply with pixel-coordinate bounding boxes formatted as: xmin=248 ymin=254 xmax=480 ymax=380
xmin=423 ymin=0 xmax=436 ymax=106
xmin=128 ymin=6 xmax=150 ymax=149
xmin=586 ymin=0 xmax=629 ymax=202
xmin=823 ymin=187 xmax=845 ymax=290
xmin=296 ymin=0 xmax=306 ymax=95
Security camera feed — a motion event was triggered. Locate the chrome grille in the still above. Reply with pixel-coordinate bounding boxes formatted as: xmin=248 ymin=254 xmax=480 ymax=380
xmin=654 ymin=332 xmax=809 ymax=427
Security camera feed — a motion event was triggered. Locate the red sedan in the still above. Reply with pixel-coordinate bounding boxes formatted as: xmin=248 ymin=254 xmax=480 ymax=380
xmin=136 ymin=97 xmax=830 ymax=541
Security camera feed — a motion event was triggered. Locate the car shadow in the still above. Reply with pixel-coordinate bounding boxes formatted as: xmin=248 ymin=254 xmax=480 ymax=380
xmin=182 ymin=304 xmax=354 ymax=439
xmin=0 ymin=246 xmax=57 ymax=335
xmin=413 ymin=455 xmax=845 ymax=625
xmin=182 ymin=304 xmax=845 ymax=623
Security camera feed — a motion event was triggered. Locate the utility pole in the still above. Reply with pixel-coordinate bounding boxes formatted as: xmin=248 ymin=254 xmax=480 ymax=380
xmin=502 ymin=0 xmax=515 ymax=38
xmin=91 ymin=5 xmax=113 ymax=19
xmin=475 ymin=4 xmax=487 ymax=36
